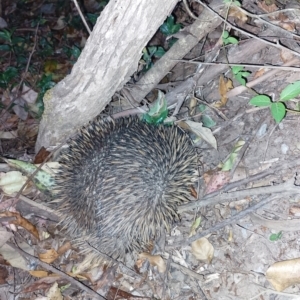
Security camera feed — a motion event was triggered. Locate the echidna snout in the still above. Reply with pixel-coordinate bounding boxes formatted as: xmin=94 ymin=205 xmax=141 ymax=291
xmin=55 ymin=116 xmax=198 ymax=260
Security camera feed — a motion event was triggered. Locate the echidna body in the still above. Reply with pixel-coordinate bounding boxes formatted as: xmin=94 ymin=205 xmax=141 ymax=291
xmin=55 ymin=116 xmax=197 ymax=260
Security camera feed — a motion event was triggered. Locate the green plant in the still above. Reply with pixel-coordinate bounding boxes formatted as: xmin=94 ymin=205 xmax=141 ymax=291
xmin=160 ymin=15 xmax=181 ymax=36
xmin=34 ymin=74 xmax=55 ymax=118
xmin=199 ymin=104 xmax=216 ymax=128
xmin=0 ymin=29 xmax=27 ymax=57
xmin=0 ymin=67 xmax=18 ymax=89
xmin=249 ymin=81 xmax=300 ymax=123
xmin=223 ymin=0 xmax=241 ymax=6
xmin=141 ymin=46 xmax=166 ymax=71
xmin=143 ymin=90 xmax=168 ymax=124
xmin=231 ymin=66 xmax=251 ymax=86
xmin=63 ymin=45 xmax=81 ymax=60
xmin=269 ymin=231 xmax=282 ymax=241
xmin=159 ymin=15 xmax=182 ymax=49
xmin=222 ymin=30 xmax=238 ymax=45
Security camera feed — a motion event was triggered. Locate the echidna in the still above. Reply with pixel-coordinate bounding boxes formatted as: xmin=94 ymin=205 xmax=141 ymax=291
xmin=54 ymin=116 xmax=198 ymax=260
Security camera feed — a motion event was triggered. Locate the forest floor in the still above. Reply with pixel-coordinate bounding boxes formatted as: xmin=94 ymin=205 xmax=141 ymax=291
xmin=1 ymin=0 xmax=300 ymax=299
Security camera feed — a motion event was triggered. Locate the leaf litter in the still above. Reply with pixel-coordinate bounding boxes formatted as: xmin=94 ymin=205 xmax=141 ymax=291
xmin=1 ymin=0 xmax=300 ymax=299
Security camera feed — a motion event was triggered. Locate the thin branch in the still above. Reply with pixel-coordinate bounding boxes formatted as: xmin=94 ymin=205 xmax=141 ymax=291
xmin=169 ymin=195 xmax=279 ymax=249
xmin=8 ymin=242 xmax=106 ymax=300
xmin=180 ymin=177 xmax=299 ymax=212
xmin=196 ymin=0 xmax=300 ymax=58
xmin=178 ymin=158 xmax=300 ymax=213
xmin=176 ymin=60 xmax=300 ymax=72
xmin=72 ymin=0 xmax=92 ymax=35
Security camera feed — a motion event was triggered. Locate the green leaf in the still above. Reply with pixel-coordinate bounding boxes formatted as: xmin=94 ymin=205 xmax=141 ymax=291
xmin=171 ymin=24 xmax=181 ymax=34
xmin=269 ymin=231 xmax=282 ymax=241
xmin=0 ymin=67 xmax=18 ymax=88
xmin=270 ymin=102 xmax=286 ymax=123
xmin=154 ymin=47 xmax=166 ymax=58
xmin=222 ymin=30 xmax=229 ymax=39
xmin=142 ymin=48 xmax=151 ymax=61
xmin=231 ymin=66 xmax=243 ymax=74
xmin=160 ymin=15 xmax=181 ymax=36
xmin=11 ymin=36 xmax=25 ymax=46
xmin=70 ymin=45 xmax=81 ymax=59
xmin=240 ymin=71 xmax=251 ymax=77
xmin=4 ymin=67 xmax=18 ymax=81
xmin=280 ymin=81 xmax=300 ymax=101
xmin=0 ymin=44 xmax=11 ymax=51
xmin=227 ymin=37 xmax=239 ymax=44
xmin=222 ymin=140 xmax=245 ymax=171
xmin=189 ymin=216 xmax=202 ymax=236
xmin=36 ymin=74 xmax=55 ymax=113
xmin=201 ymin=115 xmax=216 ymax=128
xmin=167 ymin=37 xmax=177 ymax=48
xmin=249 ymin=95 xmax=271 ymax=107
xmin=235 ymin=73 xmax=246 ymax=86
xmin=233 ymin=0 xmax=241 ymax=6
xmin=143 ymin=90 xmax=168 ymax=124
xmin=199 ymin=104 xmax=207 ymax=112
xmin=0 ymin=29 xmax=12 ymax=42
xmin=86 ymin=13 xmax=98 ymax=25
xmin=147 ymin=46 xmax=157 ymax=57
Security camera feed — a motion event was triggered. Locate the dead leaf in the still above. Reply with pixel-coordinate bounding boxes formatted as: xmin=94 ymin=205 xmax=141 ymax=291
xmin=67 ymin=271 xmax=89 ymax=280
xmin=0 ymin=171 xmax=27 ymax=195
xmin=191 ymin=237 xmax=214 ymax=263
xmin=44 ymin=60 xmax=58 ymax=74
xmin=171 ymin=250 xmax=189 ymax=268
xmin=0 ymin=226 xmax=13 ymax=248
xmin=216 ymin=75 xmax=233 ymax=108
xmin=22 ymin=85 xmax=38 ymax=104
xmin=39 ymin=249 xmax=59 ymax=264
xmin=0 ymin=242 xmax=34 ymax=271
xmin=189 ymin=97 xmax=198 ymax=116
xmin=46 ymin=282 xmax=63 ymax=300
xmin=0 ymin=266 xmax=8 ymax=284
xmin=190 ymin=185 xmax=197 ymax=199
xmin=266 ymin=258 xmax=300 ymax=291
xmin=22 ymin=276 xmax=59 ymax=293
xmin=29 ymin=270 xmax=49 ymax=278
xmin=57 ymin=241 xmax=72 ymax=255
xmin=0 ymin=211 xmax=39 ymax=240
xmin=182 ymin=120 xmax=217 ymax=149
xmin=139 ymin=253 xmax=166 ymax=273
xmin=257 ymin=1 xmax=278 ymax=13
xmin=228 ymin=7 xmax=247 ymax=23
xmin=289 ymin=205 xmax=300 ymax=216
xmin=280 ymin=22 xmax=295 ymax=32
xmin=107 ymin=287 xmax=138 ymax=300
xmin=94 ymin=265 xmax=117 ymax=290
xmin=253 ymin=68 xmax=266 ymax=79
xmin=52 ymin=16 xmax=66 ymax=30
xmin=0 ymin=130 xmax=18 ymax=139
xmin=203 ymin=170 xmax=230 ymax=194
xmin=34 ymin=147 xmax=51 ymax=164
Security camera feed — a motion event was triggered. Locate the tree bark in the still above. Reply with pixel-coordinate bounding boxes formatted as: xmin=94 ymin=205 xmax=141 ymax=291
xmin=36 ymin=0 xmax=179 ymax=152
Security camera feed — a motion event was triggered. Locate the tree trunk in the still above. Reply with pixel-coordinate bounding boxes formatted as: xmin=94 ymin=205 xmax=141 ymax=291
xmin=36 ymin=0 xmax=179 ymax=152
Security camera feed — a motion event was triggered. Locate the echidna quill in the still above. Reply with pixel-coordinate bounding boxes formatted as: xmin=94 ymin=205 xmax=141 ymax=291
xmin=54 ymin=116 xmax=198 ymax=260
